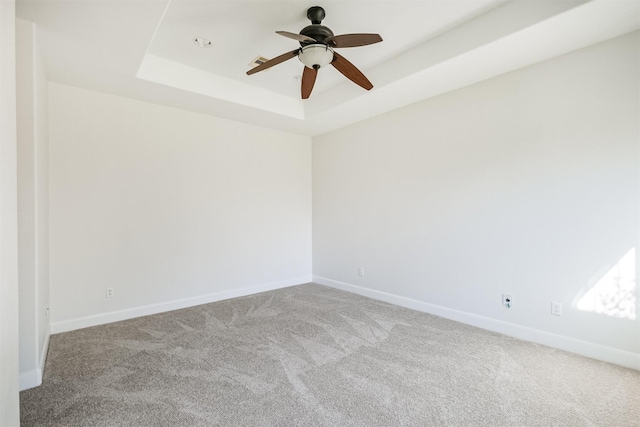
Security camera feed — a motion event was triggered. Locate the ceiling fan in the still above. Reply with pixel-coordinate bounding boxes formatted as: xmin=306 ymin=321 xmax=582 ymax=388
xmin=246 ymin=6 xmax=383 ymax=99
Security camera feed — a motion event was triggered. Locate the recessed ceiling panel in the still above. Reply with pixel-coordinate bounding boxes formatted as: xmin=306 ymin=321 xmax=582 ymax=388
xmin=147 ymin=0 xmax=503 ymax=99
xmin=17 ymin=0 xmax=640 ymax=135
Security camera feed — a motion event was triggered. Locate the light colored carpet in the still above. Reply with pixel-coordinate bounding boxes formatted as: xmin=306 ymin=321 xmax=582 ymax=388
xmin=20 ymin=283 xmax=640 ymax=426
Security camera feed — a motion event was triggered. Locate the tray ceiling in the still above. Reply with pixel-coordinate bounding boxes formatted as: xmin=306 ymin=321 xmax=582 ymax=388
xmin=17 ymin=0 xmax=640 ymax=136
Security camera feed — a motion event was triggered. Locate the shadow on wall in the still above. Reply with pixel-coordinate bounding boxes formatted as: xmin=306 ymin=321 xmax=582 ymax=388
xmin=575 ymin=248 xmax=636 ymax=320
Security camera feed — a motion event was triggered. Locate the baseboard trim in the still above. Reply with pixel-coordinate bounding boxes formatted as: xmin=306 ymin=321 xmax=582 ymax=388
xmin=51 ymin=276 xmax=312 ymax=334
xmin=313 ymin=276 xmax=640 ymax=371
xmin=19 ymin=369 xmax=42 ymax=391
xmin=19 ymin=329 xmax=50 ymax=391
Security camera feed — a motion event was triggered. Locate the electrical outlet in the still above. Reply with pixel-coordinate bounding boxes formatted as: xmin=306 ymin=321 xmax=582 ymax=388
xmin=358 ymin=267 xmax=365 ymax=276
xmin=502 ymin=294 xmax=512 ymax=308
xmin=106 ymin=287 xmax=114 ymax=298
xmin=551 ymin=301 xmax=562 ymax=316
xmin=45 ymin=306 xmax=49 ymax=318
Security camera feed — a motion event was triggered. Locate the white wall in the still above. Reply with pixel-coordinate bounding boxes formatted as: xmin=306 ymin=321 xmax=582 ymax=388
xmin=49 ymin=83 xmax=312 ymax=331
xmin=17 ymin=18 xmax=50 ymax=391
xmin=16 ymin=17 xmax=36 ymax=385
xmin=35 ymin=20 xmax=50 ymax=383
xmin=313 ymin=32 xmax=640 ymax=369
xmin=0 ymin=0 xmax=20 ymax=423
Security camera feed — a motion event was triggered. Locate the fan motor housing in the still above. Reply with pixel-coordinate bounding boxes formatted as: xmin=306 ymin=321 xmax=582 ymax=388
xmin=300 ymin=24 xmax=334 ymax=45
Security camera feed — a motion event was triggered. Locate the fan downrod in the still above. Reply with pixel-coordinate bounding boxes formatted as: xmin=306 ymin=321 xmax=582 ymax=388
xmin=307 ymin=6 xmax=325 ymax=24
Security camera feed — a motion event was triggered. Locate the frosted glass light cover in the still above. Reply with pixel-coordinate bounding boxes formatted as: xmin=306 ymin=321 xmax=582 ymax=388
xmin=298 ymin=45 xmax=334 ymax=69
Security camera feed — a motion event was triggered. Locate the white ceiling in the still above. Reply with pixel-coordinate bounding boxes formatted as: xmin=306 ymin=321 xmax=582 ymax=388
xmin=16 ymin=0 xmax=640 ymax=136
xmin=147 ymin=0 xmax=501 ymax=98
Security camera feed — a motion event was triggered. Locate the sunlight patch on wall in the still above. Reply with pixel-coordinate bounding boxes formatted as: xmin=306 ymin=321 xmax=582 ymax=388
xmin=577 ymin=248 xmax=636 ymax=320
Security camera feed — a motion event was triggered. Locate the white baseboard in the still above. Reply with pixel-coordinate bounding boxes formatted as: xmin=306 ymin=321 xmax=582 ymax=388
xmin=51 ymin=276 xmax=312 ymax=334
xmin=19 ymin=369 xmax=42 ymax=391
xmin=19 ymin=329 xmax=51 ymax=391
xmin=313 ymin=276 xmax=640 ymax=371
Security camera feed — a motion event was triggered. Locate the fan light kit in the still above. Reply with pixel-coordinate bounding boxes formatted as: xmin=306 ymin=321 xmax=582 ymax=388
xmin=193 ymin=37 xmax=212 ymax=48
xmin=246 ymin=6 xmax=383 ymax=99
xmin=298 ymin=44 xmax=334 ymax=69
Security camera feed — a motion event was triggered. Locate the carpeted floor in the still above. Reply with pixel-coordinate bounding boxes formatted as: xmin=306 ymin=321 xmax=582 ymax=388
xmin=20 ymin=283 xmax=640 ymax=426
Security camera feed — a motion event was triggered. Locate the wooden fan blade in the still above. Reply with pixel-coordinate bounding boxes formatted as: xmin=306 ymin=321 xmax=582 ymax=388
xmin=276 ymin=31 xmax=316 ymax=43
xmin=246 ymin=49 xmax=299 ymax=75
xmin=301 ymin=66 xmax=317 ymax=99
xmin=331 ymin=52 xmax=373 ymax=90
xmin=326 ymin=33 xmax=382 ymax=48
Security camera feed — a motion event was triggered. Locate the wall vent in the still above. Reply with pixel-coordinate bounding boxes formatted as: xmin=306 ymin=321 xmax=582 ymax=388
xmin=249 ymin=56 xmax=269 ymax=67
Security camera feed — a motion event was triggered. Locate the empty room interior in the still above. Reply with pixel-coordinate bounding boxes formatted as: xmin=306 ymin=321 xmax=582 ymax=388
xmin=1 ymin=0 xmax=639 ymax=425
